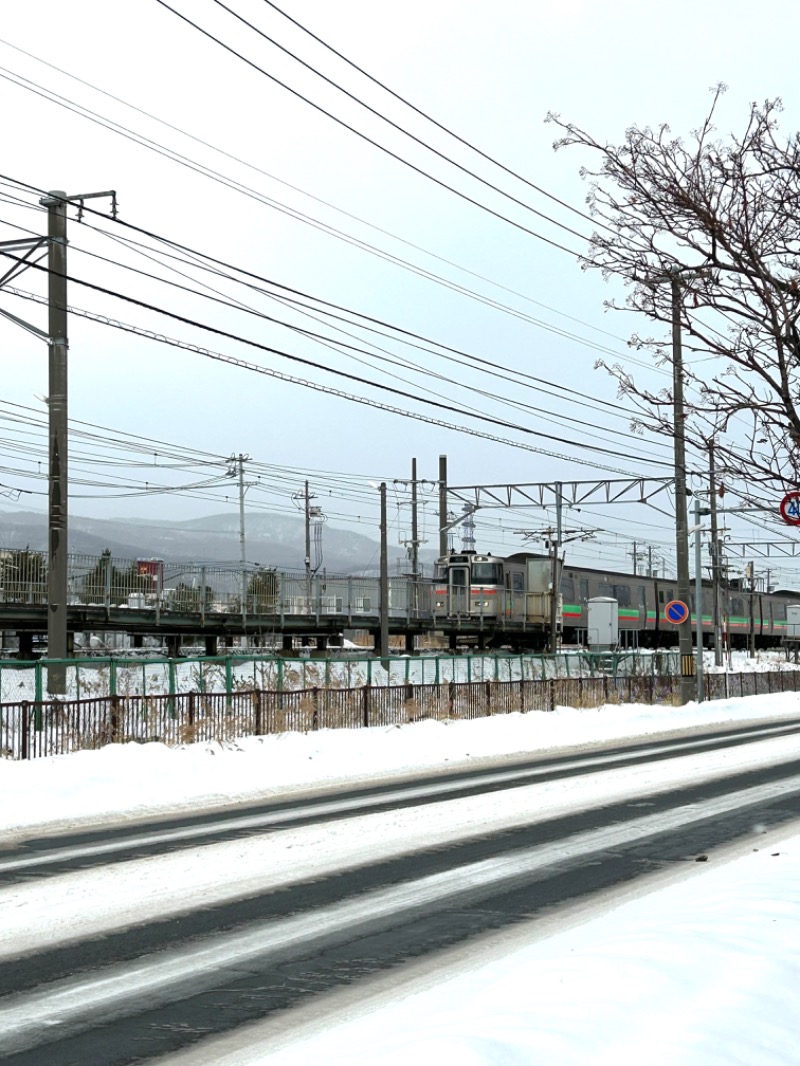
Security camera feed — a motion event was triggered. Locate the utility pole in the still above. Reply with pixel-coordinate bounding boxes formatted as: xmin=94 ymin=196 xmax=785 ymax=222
xmin=379 ymin=481 xmax=389 ymax=661
xmin=2 ymin=188 xmax=119 ymax=693
xmin=670 ymin=273 xmax=694 ymax=704
xmin=304 ymin=479 xmax=313 ymax=606
xmin=43 ymin=191 xmax=68 ymax=692
xmin=693 ymin=498 xmax=706 ymax=702
xmin=708 ymin=440 xmax=723 ymax=667
xmin=550 ymin=482 xmax=563 ymax=655
xmin=236 ymin=453 xmax=249 ymax=641
xmin=438 ymin=454 xmax=448 ymax=558
xmin=410 ymin=458 xmax=419 ymax=616
xmin=630 ymin=542 xmax=640 ymax=576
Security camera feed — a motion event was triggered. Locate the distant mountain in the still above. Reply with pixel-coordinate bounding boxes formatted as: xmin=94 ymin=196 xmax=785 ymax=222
xmin=0 ymin=509 xmax=438 ymax=575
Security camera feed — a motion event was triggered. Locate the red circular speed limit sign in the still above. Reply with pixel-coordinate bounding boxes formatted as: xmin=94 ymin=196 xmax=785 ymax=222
xmin=780 ymin=491 xmax=800 ymax=525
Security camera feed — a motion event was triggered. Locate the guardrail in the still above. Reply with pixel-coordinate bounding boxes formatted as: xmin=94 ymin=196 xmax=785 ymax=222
xmin=2 ymin=667 xmax=797 ymax=760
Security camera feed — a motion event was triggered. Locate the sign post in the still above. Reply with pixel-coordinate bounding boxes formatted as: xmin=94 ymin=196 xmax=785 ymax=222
xmin=664 ymin=600 xmax=695 ymax=684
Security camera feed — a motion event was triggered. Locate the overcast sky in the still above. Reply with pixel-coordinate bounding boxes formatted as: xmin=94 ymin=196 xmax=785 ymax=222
xmin=1 ymin=0 xmax=799 ymax=580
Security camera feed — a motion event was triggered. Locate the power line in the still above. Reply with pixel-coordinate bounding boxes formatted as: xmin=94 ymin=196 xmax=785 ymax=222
xmin=3 ymin=282 xmax=666 ymax=476
xmin=153 ymin=0 xmax=584 ymax=256
xmin=257 ymin=0 xmax=607 ymax=233
xmin=0 ymin=238 xmax=671 ymax=467
xmin=207 ymin=0 xmax=593 ymax=245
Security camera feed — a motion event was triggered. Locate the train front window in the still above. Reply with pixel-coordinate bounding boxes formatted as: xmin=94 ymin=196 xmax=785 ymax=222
xmin=471 ymin=563 xmax=503 ymax=584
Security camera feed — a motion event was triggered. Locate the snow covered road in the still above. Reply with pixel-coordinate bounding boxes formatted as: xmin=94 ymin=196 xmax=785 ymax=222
xmin=2 ymin=698 xmax=800 ymax=1063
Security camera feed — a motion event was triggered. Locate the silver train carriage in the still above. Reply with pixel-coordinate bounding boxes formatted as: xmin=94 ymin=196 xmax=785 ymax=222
xmin=432 ymin=551 xmax=800 ymax=650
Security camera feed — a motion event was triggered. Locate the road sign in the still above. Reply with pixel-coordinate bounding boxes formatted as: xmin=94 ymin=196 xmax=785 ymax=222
xmin=780 ymin=491 xmax=800 ymax=526
xmin=664 ymin=599 xmax=690 ymax=624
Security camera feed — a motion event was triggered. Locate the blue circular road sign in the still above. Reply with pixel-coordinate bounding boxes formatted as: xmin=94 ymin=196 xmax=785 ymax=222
xmin=664 ymin=599 xmax=690 ymax=624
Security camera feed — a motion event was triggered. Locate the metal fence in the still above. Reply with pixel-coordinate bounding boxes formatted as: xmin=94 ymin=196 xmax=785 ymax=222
xmin=0 ymin=545 xmax=428 ymax=621
xmin=3 ymin=667 xmax=798 ymax=760
xmin=0 ymin=650 xmax=686 ymax=704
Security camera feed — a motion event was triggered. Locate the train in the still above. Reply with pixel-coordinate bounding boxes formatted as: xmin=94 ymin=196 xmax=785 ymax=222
xmin=432 ymin=550 xmax=800 ymax=651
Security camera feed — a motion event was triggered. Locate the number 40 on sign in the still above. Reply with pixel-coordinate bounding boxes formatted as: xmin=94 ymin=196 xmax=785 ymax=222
xmin=780 ymin=491 xmax=800 ymax=526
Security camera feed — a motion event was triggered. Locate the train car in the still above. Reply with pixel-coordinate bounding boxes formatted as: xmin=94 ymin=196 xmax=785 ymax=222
xmin=432 ymin=549 xmax=800 ymax=651
xmin=432 ymin=551 xmax=555 ymax=646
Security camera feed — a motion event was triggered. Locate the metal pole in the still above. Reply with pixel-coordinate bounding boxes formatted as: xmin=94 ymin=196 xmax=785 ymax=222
xmin=379 ymin=482 xmax=389 ymax=660
xmin=549 ymin=481 xmax=563 ymax=654
xmin=694 ymin=498 xmax=704 ymax=702
xmin=304 ymin=478 xmax=312 ymax=605
xmin=671 ymin=275 xmax=694 ymax=704
xmin=708 ymin=440 xmax=723 ymax=667
xmin=44 ymin=190 xmax=68 ymax=692
xmin=438 ymin=454 xmax=448 ymax=558
xmin=411 ymin=458 xmax=419 ymax=617
xmin=238 ymin=453 xmax=247 ymax=642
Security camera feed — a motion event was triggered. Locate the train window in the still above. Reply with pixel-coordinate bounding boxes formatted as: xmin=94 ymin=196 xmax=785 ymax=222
xmin=598 ymin=581 xmax=614 ymax=597
xmin=613 ymin=584 xmax=631 ymax=607
xmin=561 ymin=576 xmax=575 ymax=601
xmin=637 ymin=586 xmax=647 ymax=612
xmin=579 ymin=578 xmax=589 ymax=603
xmin=450 ymin=569 xmax=468 ymax=586
xmin=658 ymin=589 xmax=664 ymax=604
xmin=471 ymin=562 xmax=503 ymax=584
xmin=512 ymin=572 xmax=525 ymax=592
xmin=731 ymin=597 xmax=744 ymax=616
xmin=433 ymin=563 xmax=447 ymax=581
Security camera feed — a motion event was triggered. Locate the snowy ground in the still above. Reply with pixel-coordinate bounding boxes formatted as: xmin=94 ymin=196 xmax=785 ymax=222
xmin=2 ymin=692 xmax=799 ymax=1064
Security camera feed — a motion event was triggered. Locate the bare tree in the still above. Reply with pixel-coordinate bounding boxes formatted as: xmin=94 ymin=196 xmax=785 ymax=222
xmin=549 ymin=87 xmax=800 ymax=500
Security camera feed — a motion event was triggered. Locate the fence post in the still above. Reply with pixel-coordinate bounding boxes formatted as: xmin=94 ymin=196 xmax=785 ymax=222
xmin=520 ymin=677 xmax=525 ymax=713
xmin=225 ymin=656 xmax=233 ymax=701
xmin=188 ymin=690 xmax=196 ymax=729
xmin=167 ymin=658 xmax=176 ymax=719
xmin=449 ymin=679 xmax=456 ymax=717
xmin=110 ymin=694 xmax=120 ymax=743
xmin=363 ymin=685 xmax=370 ymax=728
xmin=485 ymin=680 xmax=492 ymax=716
xmin=740 ymin=673 xmax=744 ymax=698
xmin=21 ymin=700 xmax=29 ymax=760
xmin=253 ymin=688 xmax=262 ymax=735
xmin=548 ymin=678 xmax=555 ymax=712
